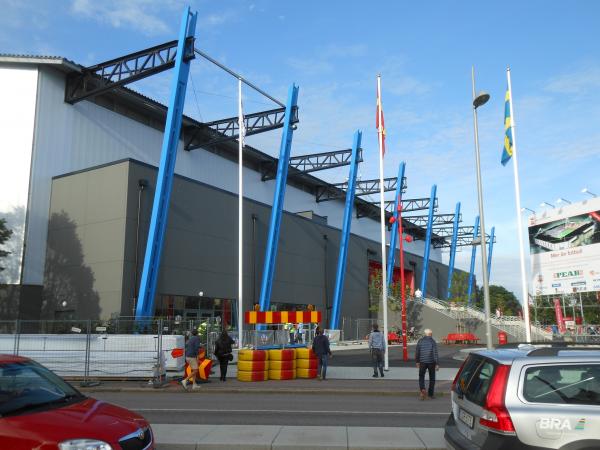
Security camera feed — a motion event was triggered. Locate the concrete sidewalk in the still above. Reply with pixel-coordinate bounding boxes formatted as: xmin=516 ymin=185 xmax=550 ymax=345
xmin=152 ymin=424 xmax=445 ymax=449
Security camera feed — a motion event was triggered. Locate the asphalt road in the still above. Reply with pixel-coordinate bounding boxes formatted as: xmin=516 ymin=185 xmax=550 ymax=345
xmin=330 ymin=343 xmax=467 ymax=368
xmin=92 ymin=391 xmax=452 ymax=427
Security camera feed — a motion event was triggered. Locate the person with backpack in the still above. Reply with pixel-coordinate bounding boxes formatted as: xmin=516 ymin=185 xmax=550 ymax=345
xmin=415 ymin=328 xmax=439 ymax=399
xmin=182 ymin=329 xmax=201 ymax=390
xmin=214 ymin=330 xmax=235 ymax=382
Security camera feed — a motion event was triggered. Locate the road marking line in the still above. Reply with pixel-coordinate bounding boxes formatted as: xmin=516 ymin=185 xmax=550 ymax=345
xmin=134 ymin=408 xmax=448 ymax=415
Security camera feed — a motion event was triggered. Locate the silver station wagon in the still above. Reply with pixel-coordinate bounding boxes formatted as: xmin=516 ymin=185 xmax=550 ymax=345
xmin=444 ymin=344 xmax=600 ymax=450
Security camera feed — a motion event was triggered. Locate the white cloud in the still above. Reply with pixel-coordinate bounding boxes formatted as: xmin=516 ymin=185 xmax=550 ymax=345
xmin=70 ymin=0 xmax=173 ymax=36
xmin=286 ymin=57 xmax=333 ymax=77
xmin=545 ymin=65 xmax=600 ymax=95
xmin=198 ymin=10 xmax=238 ymax=29
xmin=285 ymin=43 xmax=368 ymax=77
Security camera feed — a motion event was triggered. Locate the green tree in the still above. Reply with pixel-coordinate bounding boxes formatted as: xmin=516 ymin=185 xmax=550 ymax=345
xmin=475 ymin=285 xmax=522 ymax=316
xmin=449 ymin=270 xmax=474 ymax=303
xmin=0 ymin=218 xmax=13 ymax=272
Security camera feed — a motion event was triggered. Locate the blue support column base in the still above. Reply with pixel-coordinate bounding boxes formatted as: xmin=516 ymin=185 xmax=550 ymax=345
xmin=258 ymin=84 xmax=300 ymax=313
xmin=387 ymin=162 xmax=406 ymax=288
xmin=420 ymin=184 xmax=437 ymax=300
xmin=330 ymin=130 xmax=362 ymax=330
xmin=446 ymin=202 xmax=461 ymax=299
xmin=135 ymin=7 xmax=197 ymax=322
xmin=467 ymin=215 xmax=480 ymax=305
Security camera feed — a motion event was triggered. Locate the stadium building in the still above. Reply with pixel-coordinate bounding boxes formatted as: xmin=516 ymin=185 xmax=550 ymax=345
xmin=0 ymin=55 xmax=463 ymax=332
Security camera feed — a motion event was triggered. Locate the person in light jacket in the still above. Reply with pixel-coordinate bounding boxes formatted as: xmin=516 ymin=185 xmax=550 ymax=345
xmin=415 ymin=328 xmax=439 ymax=399
xmin=368 ymin=323 xmax=386 ymax=378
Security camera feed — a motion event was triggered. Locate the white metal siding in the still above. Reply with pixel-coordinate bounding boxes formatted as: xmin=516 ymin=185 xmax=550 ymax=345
xmin=0 ymin=66 xmax=38 ymax=284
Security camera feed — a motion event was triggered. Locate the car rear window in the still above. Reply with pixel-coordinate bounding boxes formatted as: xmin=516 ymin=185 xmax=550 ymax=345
xmin=464 ymin=360 xmax=496 ymax=406
xmin=523 ymin=364 xmax=600 ymax=405
xmin=454 ymin=355 xmax=497 ymax=406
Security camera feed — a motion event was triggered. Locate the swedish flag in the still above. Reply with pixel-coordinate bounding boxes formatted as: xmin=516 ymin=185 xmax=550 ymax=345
xmin=501 ymin=88 xmax=513 ymax=166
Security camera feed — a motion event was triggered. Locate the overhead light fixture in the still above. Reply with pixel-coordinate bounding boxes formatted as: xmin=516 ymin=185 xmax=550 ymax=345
xmin=582 ymin=187 xmax=597 ymax=198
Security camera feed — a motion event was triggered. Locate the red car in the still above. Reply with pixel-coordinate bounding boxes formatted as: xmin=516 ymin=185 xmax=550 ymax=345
xmin=0 ymin=355 xmax=153 ymax=450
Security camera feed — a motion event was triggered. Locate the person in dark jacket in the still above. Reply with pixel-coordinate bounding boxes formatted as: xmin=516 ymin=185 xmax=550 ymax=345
xmin=312 ymin=327 xmax=332 ymax=380
xmin=214 ymin=330 xmax=235 ymax=382
xmin=415 ymin=328 xmax=439 ymax=399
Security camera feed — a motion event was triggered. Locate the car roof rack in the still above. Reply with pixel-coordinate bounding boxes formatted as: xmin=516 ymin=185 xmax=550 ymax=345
xmin=527 ymin=346 xmax=600 ymax=357
xmin=497 ymin=342 xmax=600 ymax=357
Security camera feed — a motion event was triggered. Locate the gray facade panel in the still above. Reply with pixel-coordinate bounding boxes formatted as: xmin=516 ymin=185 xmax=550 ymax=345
xmin=46 ymin=160 xmax=459 ymax=324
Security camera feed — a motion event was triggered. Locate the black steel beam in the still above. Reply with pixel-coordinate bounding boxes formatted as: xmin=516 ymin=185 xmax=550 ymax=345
xmin=184 ymin=106 xmax=298 ymax=151
xmin=356 ymin=197 xmax=438 ymax=219
xmin=261 ymin=148 xmax=363 ymax=181
xmin=316 ymin=176 xmax=407 ymax=203
xmin=65 ymin=39 xmax=195 ymax=104
xmin=432 ymin=226 xmax=475 ymax=238
xmin=433 ymin=234 xmax=496 ymax=249
xmin=403 ymin=213 xmax=461 ymax=228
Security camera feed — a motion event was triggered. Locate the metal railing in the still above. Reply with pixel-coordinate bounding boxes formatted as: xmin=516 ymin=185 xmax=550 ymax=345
xmin=0 ymin=319 xmax=187 ymax=385
xmin=420 ymin=296 xmax=553 ymax=341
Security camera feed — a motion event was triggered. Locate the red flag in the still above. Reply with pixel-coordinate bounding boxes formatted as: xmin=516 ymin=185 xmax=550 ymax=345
xmin=376 ymin=77 xmax=386 ymax=156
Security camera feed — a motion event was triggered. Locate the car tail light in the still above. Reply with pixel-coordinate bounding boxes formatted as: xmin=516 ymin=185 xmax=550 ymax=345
xmin=479 ymin=364 xmax=515 ymax=433
xmin=452 ymin=359 xmax=467 ymax=392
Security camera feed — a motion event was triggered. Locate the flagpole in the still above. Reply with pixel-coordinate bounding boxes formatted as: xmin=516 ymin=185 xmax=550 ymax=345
xmin=377 ymin=74 xmax=389 ymax=370
xmin=506 ymin=68 xmax=532 ymax=342
xmin=238 ymin=78 xmax=244 ymax=349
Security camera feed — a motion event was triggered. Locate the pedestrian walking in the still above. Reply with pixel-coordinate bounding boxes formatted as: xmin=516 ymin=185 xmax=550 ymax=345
xmin=415 ymin=328 xmax=439 ymax=400
xmin=214 ymin=330 xmax=235 ymax=382
xmin=368 ymin=323 xmax=386 ymax=378
xmin=312 ymin=327 xmax=332 ymax=380
xmin=181 ymin=329 xmax=201 ymax=390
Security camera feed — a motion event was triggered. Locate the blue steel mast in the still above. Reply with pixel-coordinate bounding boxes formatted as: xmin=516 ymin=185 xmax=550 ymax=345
xmin=446 ymin=202 xmax=461 ymax=299
xmin=329 ymin=131 xmax=362 ymax=330
xmin=487 ymin=226 xmax=495 ymax=281
xmin=258 ymin=85 xmax=300 ymax=312
xmin=419 ymin=184 xmax=437 ymax=299
xmin=387 ymin=162 xmax=406 ymax=288
xmin=467 ymin=215 xmax=480 ymax=304
xmin=135 ymin=7 xmax=197 ymax=320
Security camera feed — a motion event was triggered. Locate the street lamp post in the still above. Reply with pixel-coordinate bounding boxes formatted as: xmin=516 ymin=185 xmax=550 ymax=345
xmin=390 ymin=204 xmax=412 ymax=361
xmin=471 ymin=67 xmax=493 ymax=350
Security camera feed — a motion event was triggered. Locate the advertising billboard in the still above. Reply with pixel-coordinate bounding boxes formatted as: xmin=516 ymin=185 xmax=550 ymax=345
xmin=529 ymin=197 xmax=600 ymax=296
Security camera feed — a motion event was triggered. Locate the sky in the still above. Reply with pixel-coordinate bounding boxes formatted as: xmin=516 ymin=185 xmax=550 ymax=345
xmin=2 ymin=0 xmax=600 ymax=300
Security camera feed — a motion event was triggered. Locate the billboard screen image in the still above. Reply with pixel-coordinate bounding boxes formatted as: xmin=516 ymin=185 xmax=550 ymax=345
xmin=529 ymin=197 xmax=600 ymax=296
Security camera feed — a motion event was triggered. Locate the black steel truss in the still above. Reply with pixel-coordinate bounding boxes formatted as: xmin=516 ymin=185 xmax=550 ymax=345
xmin=65 ymin=39 xmax=194 ymax=104
xmin=316 ymin=177 xmax=407 ymax=203
xmin=261 ymin=148 xmax=363 ymax=181
xmin=432 ymin=226 xmax=475 ymax=238
xmin=403 ymin=213 xmax=460 ymax=228
xmin=65 ymin=40 xmax=295 ymax=150
xmin=184 ymin=106 xmax=298 ymax=151
xmin=356 ymin=197 xmax=438 ymax=219
xmin=433 ymin=233 xmax=496 ymax=249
